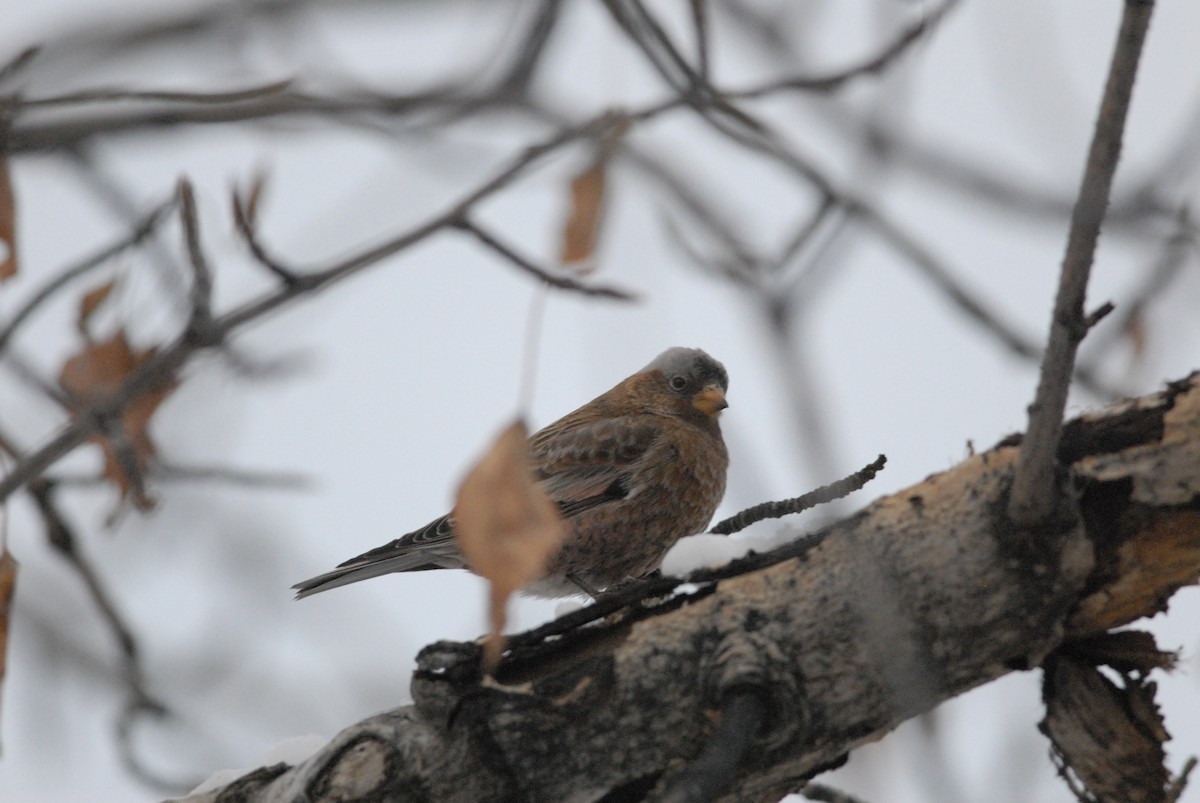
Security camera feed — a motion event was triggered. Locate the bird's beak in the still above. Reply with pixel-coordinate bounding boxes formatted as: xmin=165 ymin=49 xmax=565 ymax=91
xmin=692 ymin=384 xmax=728 ymax=416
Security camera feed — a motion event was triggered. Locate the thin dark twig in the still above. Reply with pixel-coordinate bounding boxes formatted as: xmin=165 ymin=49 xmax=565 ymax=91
xmin=231 ymin=187 xmax=302 ymax=286
xmin=0 ymin=196 xmax=177 ymax=353
xmin=711 ymin=454 xmax=886 ymax=535
xmin=27 ymin=479 xmax=165 ymax=711
xmin=1009 ymin=0 xmax=1156 ymax=527
xmin=177 ymin=179 xmax=215 ymax=340
xmin=1083 ymin=301 xmax=1115 ymax=331
xmin=495 ymin=0 xmax=563 ymax=96
xmin=48 ymin=461 xmax=310 ymax=490
xmin=725 ymin=9 xmax=943 ymax=99
xmin=0 ymin=46 xmax=40 ymax=85
xmin=19 ymin=79 xmax=293 ymax=107
xmin=659 ymin=688 xmax=768 ymax=803
xmin=690 ymin=0 xmax=710 ymax=84
xmin=452 ymin=216 xmax=636 ymax=300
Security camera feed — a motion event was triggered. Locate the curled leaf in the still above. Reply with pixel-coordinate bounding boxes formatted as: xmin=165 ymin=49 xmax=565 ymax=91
xmin=559 ymin=162 xmax=607 ymax=269
xmin=59 ymin=331 xmax=177 ymax=510
xmin=454 ymin=419 xmax=565 ymax=671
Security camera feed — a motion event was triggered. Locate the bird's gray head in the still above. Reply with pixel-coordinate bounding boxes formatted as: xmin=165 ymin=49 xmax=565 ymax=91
xmin=643 ymin=348 xmax=729 ymax=415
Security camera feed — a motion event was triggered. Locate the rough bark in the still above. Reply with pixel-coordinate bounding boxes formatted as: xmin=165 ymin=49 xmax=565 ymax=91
xmin=172 ymin=372 xmax=1200 ymax=803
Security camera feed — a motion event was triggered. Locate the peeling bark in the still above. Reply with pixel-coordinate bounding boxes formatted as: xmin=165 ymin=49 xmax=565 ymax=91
xmin=172 ymin=372 xmax=1200 ymax=803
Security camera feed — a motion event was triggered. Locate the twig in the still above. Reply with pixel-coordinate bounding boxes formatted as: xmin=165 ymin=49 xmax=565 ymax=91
xmin=724 ymin=8 xmax=944 ymax=99
xmin=47 ymin=461 xmax=310 ymax=490
xmin=711 ymin=455 xmax=886 ymax=535
xmin=20 ymin=80 xmax=292 ymax=107
xmin=0 ymin=195 xmax=177 ymax=353
xmin=452 ymin=216 xmax=636 ymax=300
xmin=495 ymin=0 xmax=563 ymax=96
xmin=690 ymin=0 xmax=710 ymax=84
xmin=177 ymin=179 xmax=217 ymax=342
xmin=1008 ymin=0 xmax=1156 ymax=527
xmin=659 ymin=687 xmax=768 ymax=802
xmin=231 ymin=186 xmax=303 ymax=286
xmin=0 ymin=117 xmax=625 ymax=503
xmin=0 ymin=46 xmax=40 ymax=85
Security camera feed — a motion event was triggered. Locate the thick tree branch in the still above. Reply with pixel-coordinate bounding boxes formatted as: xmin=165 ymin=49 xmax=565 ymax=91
xmin=171 ymin=372 xmax=1200 ymax=803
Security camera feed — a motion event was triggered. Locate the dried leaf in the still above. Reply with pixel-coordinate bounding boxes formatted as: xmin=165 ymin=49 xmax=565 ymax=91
xmin=559 ymin=162 xmax=607 ymax=269
xmin=454 ymin=419 xmax=565 ymax=670
xmin=0 ymin=149 xmax=15 ymax=281
xmin=77 ymin=280 xmax=116 ymax=334
xmin=59 ymin=331 xmax=177 ymax=510
xmin=1041 ymin=654 xmax=1170 ymax=803
xmin=0 ymin=547 xmax=14 ymax=755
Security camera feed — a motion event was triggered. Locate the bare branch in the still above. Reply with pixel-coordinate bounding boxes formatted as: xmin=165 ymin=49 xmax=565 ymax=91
xmin=177 ymin=179 xmax=216 ymax=341
xmin=1009 ymin=0 xmax=1156 ymax=527
xmin=452 ymin=216 xmax=636 ymax=300
xmin=0 ymin=196 xmax=176 ymax=353
xmin=710 ymin=454 xmax=886 ymax=535
xmin=20 ymin=80 xmax=292 ymax=108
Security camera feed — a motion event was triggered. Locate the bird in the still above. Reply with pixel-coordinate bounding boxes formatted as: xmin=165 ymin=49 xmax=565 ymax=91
xmin=293 ymin=347 xmax=729 ymax=599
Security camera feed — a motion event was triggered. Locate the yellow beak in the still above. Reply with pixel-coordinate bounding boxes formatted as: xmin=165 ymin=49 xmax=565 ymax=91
xmin=692 ymin=384 xmax=728 ymax=416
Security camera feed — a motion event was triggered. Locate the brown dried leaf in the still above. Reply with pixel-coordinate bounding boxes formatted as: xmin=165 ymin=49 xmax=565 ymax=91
xmin=59 ymin=331 xmax=177 ymax=510
xmin=559 ymin=162 xmax=606 ymax=269
xmin=1041 ymin=654 xmax=1170 ymax=803
xmin=454 ymin=419 xmax=565 ymax=670
xmin=77 ymin=280 xmax=116 ymax=334
xmin=0 ymin=150 xmax=15 ymax=281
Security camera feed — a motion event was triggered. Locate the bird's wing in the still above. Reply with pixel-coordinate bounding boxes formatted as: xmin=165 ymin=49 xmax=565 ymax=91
xmin=530 ymin=415 xmax=661 ymax=516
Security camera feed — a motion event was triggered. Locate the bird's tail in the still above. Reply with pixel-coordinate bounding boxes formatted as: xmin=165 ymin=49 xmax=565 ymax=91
xmin=292 ymin=553 xmax=448 ymax=599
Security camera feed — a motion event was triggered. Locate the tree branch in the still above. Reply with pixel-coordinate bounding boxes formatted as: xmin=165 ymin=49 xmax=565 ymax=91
xmin=1009 ymin=0 xmax=1156 ymax=526
xmin=170 ymin=372 xmax=1200 ymax=803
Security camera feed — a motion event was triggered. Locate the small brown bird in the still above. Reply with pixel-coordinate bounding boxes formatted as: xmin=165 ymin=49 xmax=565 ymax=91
xmin=293 ymin=347 xmax=729 ymax=599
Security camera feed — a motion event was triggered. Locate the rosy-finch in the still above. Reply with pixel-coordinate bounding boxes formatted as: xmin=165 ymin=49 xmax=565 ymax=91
xmin=293 ymin=347 xmax=729 ymax=598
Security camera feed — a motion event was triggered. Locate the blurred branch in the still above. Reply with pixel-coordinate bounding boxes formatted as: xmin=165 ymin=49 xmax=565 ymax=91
xmin=1009 ymin=0 xmax=1155 ymax=527
xmin=451 ymin=216 xmax=636 ymax=300
xmin=0 ymin=195 xmax=177 ymax=353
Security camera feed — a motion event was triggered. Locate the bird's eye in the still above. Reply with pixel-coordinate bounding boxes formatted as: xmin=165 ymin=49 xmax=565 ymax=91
xmin=670 ymin=375 xmax=688 ymax=391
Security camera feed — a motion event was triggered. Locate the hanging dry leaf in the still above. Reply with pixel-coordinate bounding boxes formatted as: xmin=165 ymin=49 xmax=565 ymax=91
xmin=454 ymin=419 xmax=565 ymax=671
xmin=77 ymin=280 xmax=116 ymax=335
xmin=59 ymin=331 xmax=177 ymax=510
xmin=559 ymin=161 xmax=607 ymax=269
xmin=0 ymin=546 xmax=14 ymax=753
xmin=0 ymin=149 xmax=15 ymax=281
